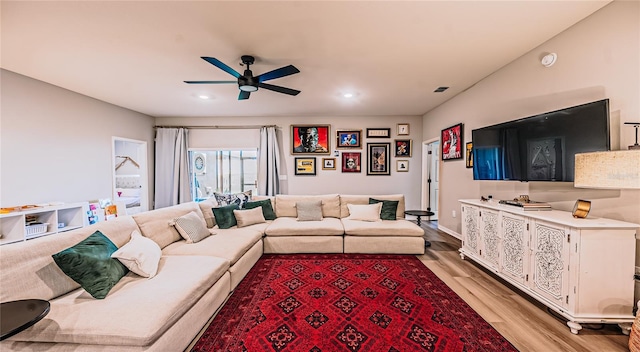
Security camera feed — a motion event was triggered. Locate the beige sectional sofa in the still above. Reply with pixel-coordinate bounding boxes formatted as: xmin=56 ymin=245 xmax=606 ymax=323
xmin=0 ymin=194 xmax=423 ymax=351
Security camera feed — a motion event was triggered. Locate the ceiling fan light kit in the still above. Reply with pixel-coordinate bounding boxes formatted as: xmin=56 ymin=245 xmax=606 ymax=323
xmin=184 ymin=55 xmax=300 ymax=100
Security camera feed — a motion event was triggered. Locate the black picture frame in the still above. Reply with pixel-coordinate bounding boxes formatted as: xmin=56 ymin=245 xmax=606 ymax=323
xmin=294 ymin=157 xmax=316 ymax=175
xmin=336 ymin=130 xmax=362 ymax=148
xmin=441 ymin=123 xmax=463 ymax=161
xmin=394 ymin=139 xmax=412 ymax=157
xmin=366 ymin=128 xmax=391 ymax=138
xmin=367 ymin=143 xmax=390 ymax=175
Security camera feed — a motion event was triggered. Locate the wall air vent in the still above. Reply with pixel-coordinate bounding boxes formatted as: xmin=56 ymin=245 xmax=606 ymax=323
xmin=434 ymin=86 xmax=449 ymax=93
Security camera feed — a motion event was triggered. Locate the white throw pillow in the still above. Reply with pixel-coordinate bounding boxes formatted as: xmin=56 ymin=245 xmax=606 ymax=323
xmin=111 ymin=230 xmax=162 ymax=278
xmin=169 ymin=211 xmax=211 ymax=244
xmin=296 ymin=200 xmax=323 ymax=221
xmin=233 ymin=207 xmax=266 ymax=228
xmin=346 ymin=203 xmax=382 ymax=222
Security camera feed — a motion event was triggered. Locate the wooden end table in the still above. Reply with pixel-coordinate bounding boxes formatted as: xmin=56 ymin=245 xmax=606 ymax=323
xmin=1 ymin=299 xmax=50 ymax=341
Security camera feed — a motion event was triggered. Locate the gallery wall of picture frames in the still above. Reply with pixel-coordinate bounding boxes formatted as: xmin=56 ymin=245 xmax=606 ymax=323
xmin=290 ymin=123 xmax=413 ymax=176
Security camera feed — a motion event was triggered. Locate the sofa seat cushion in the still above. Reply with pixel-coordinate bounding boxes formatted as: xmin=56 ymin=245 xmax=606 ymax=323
xmin=341 ymin=219 xmax=424 ymax=237
xmin=265 ymin=217 xmax=344 ymax=237
xmin=162 ymin=228 xmax=262 ymax=265
xmin=10 ymin=255 xmax=230 ymax=346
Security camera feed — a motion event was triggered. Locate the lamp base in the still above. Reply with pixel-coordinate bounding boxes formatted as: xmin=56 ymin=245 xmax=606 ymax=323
xmin=629 ymin=144 xmax=640 ymax=150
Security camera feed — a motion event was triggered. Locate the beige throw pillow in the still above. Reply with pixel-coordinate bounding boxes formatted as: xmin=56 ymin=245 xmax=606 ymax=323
xmin=233 ymin=207 xmax=266 ymax=228
xmin=169 ymin=211 xmax=211 ymax=244
xmin=198 ymin=197 xmax=219 ymax=228
xmin=296 ymin=200 xmax=323 ymax=221
xmin=111 ymin=230 xmax=162 ymax=278
xmin=346 ymin=203 xmax=382 ymax=222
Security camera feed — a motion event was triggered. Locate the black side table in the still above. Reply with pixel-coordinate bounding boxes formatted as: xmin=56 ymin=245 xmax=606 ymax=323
xmin=405 ymin=210 xmax=435 ymax=248
xmin=0 ymin=299 xmax=50 ymax=341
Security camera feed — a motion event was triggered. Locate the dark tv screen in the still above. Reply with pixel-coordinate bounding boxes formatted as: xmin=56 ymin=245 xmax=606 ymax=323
xmin=472 ymin=99 xmax=610 ymax=182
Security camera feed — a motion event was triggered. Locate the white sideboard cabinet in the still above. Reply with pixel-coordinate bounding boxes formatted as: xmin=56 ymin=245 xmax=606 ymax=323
xmin=0 ymin=202 xmax=89 ymax=245
xmin=460 ymin=199 xmax=639 ymax=334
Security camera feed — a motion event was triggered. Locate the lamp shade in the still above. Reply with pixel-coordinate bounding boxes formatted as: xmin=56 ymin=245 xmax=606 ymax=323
xmin=574 ymin=150 xmax=640 ymax=189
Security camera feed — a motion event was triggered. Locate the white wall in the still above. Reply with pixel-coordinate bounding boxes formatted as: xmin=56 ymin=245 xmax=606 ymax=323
xmin=1 ymin=70 xmax=155 ymax=206
xmin=423 ymin=1 xmax=640 ymax=235
xmin=156 ymin=115 xmax=424 ymax=210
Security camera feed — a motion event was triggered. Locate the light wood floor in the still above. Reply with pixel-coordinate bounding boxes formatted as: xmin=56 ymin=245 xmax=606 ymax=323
xmin=417 ymin=220 xmax=630 ymax=352
xmin=187 ymin=223 xmax=632 ymax=351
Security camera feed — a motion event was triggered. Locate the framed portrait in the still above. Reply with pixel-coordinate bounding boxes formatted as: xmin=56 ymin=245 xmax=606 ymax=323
xmin=291 ymin=125 xmax=331 ymax=155
xmin=366 ymin=128 xmax=391 ymax=138
xmin=367 ymin=143 xmax=390 ymax=175
xmin=341 ymin=152 xmax=362 ymax=173
xmin=294 ymin=157 xmax=316 ymax=175
xmin=394 ymin=139 xmax=412 ymax=157
xmin=322 ymin=158 xmax=336 ymax=170
xmin=465 ymin=142 xmax=473 ymax=168
xmin=336 ymin=130 xmax=362 ymax=148
xmin=441 ymin=123 xmax=463 ymax=161
xmin=396 ymin=160 xmax=409 ymax=172
xmin=397 ymin=123 xmax=410 ymax=135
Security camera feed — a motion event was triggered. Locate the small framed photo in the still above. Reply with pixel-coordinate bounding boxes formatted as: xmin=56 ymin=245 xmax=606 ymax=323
xmin=322 ymin=158 xmax=336 ymax=170
xmin=396 ymin=160 xmax=409 ymax=172
xmin=367 ymin=143 xmax=390 ymax=175
xmin=291 ymin=125 xmax=331 ymax=155
xmin=366 ymin=128 xmax=391 ymax=138
xmin=465 ymin=142 xmax=473 ymax=168
xmin=336 ymin=130 xmax=362 ymax=148
xmin=441 ymin=123 xmax=463 ymax=161
xmin=397 ymin=123 xmax=410 ymax=135
xmin=394 ymin=139 xmax=412 ymax=157
xmin=294 ymin=157 xmax=316 ymax=175
xmin=341 ymin=152 xmax=362 ymax=173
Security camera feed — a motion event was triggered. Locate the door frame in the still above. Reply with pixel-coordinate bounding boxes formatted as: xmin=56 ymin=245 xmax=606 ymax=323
xmin=421 ymin=138 xmax=439 ymax=219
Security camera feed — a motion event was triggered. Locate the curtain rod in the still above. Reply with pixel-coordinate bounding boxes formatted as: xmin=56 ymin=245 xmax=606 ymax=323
xmin=154 ymin=125 xmax=279 ymax=130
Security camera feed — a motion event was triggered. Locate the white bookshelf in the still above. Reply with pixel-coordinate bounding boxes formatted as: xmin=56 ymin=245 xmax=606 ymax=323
xmin=0 ymin=202 xmax=89 ymax=245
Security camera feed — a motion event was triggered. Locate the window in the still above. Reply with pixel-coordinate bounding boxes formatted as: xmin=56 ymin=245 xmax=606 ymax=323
xmin=189 ymin=150 xmax=257 ymax=201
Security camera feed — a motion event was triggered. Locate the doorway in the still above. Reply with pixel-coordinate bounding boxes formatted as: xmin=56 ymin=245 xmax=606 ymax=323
xmin=421 ymin=139 xmax=439 ymax=220
xmin=112 ymin=137 xmax=149 ymax=215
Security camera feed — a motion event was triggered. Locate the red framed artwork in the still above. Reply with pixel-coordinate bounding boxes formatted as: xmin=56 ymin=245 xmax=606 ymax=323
xmin=291 ymin=125 xmax=331 ymax=154
xmin=341 ymin=152 xmax=362 ymax=173
xmin=441 ymin=123 xmax=463 ymax=161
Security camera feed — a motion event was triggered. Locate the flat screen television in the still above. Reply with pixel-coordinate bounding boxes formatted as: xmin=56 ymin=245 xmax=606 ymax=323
xmin=472 ymin=99 xmax=610 ymax=182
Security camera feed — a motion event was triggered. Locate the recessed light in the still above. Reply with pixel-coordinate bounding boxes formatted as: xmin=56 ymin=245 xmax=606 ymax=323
xmin=198 ymin=95 xmax=211 ymax=100
xmin=343 ymin=93 xmax=354 ymax=98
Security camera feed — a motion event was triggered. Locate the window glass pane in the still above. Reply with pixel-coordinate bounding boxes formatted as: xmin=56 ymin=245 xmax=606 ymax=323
xmin=189 ymin=149 xmax=257 ymax=201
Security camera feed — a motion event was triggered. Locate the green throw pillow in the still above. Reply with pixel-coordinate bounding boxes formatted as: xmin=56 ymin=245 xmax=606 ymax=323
xmin=244 ymin=199 xmax=277 ymax=220
xmin=52 ymin=231 xmax=129 ymax=299
xmin=212 ymin=204 xmax=239 ymax=229
xmin=369 ymin=198 xmax=399 ymax=220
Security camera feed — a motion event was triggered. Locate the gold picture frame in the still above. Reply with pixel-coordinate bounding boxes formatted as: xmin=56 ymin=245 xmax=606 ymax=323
xmin=397 ymin=123 xmax=410 ymax=135
xmin=396 ymin=160 xmax=409 ymax=172
xmin=322 ymin=158 xmax=336 ymax=170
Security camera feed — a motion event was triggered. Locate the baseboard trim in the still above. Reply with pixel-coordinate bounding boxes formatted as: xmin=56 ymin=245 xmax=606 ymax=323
xmin=438 ymin=224 xmax=461 ymax=240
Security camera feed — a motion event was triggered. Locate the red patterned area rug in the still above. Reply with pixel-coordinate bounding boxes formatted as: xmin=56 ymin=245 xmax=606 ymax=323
xmin=192 ymin=254 xmax=517 ymax=352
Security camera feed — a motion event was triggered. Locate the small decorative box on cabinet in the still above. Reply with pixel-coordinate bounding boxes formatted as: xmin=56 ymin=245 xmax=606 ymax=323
xmin=459 ymin=199 xmax=639 ymax=335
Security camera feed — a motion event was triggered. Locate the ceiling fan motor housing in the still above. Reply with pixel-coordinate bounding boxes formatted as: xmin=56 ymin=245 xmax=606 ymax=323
xmin=239 ymin=69 xmax=258 ymax=91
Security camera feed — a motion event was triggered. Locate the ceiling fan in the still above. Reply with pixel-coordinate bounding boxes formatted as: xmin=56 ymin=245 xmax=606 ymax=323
xmin=184 ymin=55 xmax=301 ymax=100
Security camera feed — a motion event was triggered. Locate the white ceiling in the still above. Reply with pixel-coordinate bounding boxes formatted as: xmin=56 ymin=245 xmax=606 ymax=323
xmin=1 ymin=1 xmax=611 ymax=118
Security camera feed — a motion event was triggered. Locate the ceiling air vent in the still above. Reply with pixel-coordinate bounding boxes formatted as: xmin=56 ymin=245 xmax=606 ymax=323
xmin=434 ymin=86 xmax=449 ymax=93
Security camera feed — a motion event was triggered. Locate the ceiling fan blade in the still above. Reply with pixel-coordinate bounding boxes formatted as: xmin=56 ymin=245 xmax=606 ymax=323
xmin=238 ymin=91 xmax=251 ymax=100
xmin=201 ymin=57 xmax=241 ymax=78
xmin=256 ymin=65 xmax=300 ymax=83
xmin=258 ymin=83 xmax=301 ymax=96
xmin=184 ymin=80 xmax=236 ymax=84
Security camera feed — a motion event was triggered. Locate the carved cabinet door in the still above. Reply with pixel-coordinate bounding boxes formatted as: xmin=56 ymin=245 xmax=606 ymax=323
xmin=479 ymin=209 xmax=500 ymax=270
xmin=461 ymin=205 xmax=480 ymax=257
xmin=500 ymin=213 xmax=528 ymax=286
xmin=530 ymin=220 xmax=570 ymax=307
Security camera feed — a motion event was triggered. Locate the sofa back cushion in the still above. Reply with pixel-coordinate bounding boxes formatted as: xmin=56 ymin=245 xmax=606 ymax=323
xmin=133 ymin=202 xmax=204 ymax=249
xmin=340 ymin=194 xmax=406 ymax=219
xmin=0 ymin=216 xmax=140 ymax=302
xmin=275 ymin=194 xmax=340 ymax=218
